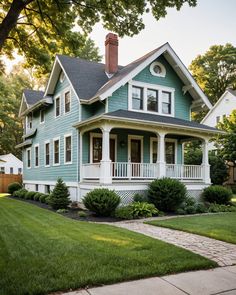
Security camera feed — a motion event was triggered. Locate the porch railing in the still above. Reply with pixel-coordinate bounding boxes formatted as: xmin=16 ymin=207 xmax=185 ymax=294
xmin=82 ymin=162 xmax=203 ymax=180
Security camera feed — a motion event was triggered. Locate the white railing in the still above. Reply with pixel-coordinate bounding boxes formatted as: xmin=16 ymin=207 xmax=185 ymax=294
xmin=112 ymin=162 xmax=158 ymax=179
xmin=166 ymin=164 xmax=203 ymax=179
xmin=82 ymin=163 xmax=203 ymax=180
xmin=82 ymin=163 xmax=101 ymax=179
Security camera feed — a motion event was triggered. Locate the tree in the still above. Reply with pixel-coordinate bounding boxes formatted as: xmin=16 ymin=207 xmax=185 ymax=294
xmin=49 ymin=178 xmax=70 ymax=210
xmin=189 ymin=44 xmax=236 ymax=106
xmin=0 ymin=64 xmax=33 ymax=158
xmin=0 ymin=0 xmax=196 ymax=74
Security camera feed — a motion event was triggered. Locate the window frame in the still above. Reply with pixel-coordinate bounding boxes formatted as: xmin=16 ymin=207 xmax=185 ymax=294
xmin=150 ymin=137 xmax=177 ymax=164
xmin=64 ymin=134 xmax=72 ymax=164
xmin=150 ymin=61 xmax=166 ymax=77
xmin=0 ymin=167 xmax=5 ymax=174
xmin=128 ymin=81 xmax=175 ymax=117
xmin=34 ymin=144 xmax=39 ymax=168
xmin=44 ymin=140 xmax=50 ymax=167
xmin=26 ymin=147 xmax=31 ymax=169
xmin=10 ymin=167 xmax=13 ymax=174
xmin=55 ymin=96 xmax=61 ymax=118
xmin=64 ymin=90 xmax=71 ymax=114
xmin=40 ymin=109 xmax=45 ymax=124
xmin=27 ymin=113 xmax=33 ymax=129
xmin=53 ymin=137 xmax=60 ymax=166
xmin=131 ymin=86 xmax=144 ymax=111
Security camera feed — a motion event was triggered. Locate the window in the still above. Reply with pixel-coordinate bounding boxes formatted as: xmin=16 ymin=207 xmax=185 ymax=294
xmin=45 ymin=142 xmax=50 ymax=166
xmin=35 ymin=145 xmax=39 ymax=167
xmin=147 ymin=89 xmax=158 ymax=112
xmin=0 ymin=167 xmax=5 ymax=174
xmin=10 ymin=167 xmax=13 ymax=174
xmin=45 ymin=185 xmax=50 ymax=194
xmin=40 ymin=110 xmax=45 ymax=123
xmin=64 ymin=91 xmax=71 ymax=113
xmin=132 ymin=86 xmax=143 ymax=110
xmin=151 ymin=139 xmax=176 ymax=164
xmin=65 ymin=135 xmax=72 ymax=163
xmin=216 ymin=116 xmax=220 ymax=125
xmin=53 ymin=139 xmax=60 ymax=165
xmin=60 ymin=71 xmax=65 ymax=83
xmin=150 ymin=62 xmax=166 ymax=77
xmin=26 ymin=148 xmax=31 ymax=168
xmin=55 ymin=97 xmax=60 ymax=117
xmin=162 ymin=91 xmax=171 ymax=114
xmin=92 ymin=137 xmax=102 ymax=163
xmin=18 ymin=168 xmax=22 ymax=174
xmin=27 ymin=113 xmax=32 ymax=129
xmin=35 ymin=184 xmax=39 ymax=192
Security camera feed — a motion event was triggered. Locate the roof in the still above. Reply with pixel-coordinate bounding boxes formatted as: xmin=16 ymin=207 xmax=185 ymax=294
xmin=74 ymin=109 xmax=222 ymax=134
xmin=201 ymin=88 xmax=236 ymax=124
xmin=23 ymin=89 xmax=44 ymax=106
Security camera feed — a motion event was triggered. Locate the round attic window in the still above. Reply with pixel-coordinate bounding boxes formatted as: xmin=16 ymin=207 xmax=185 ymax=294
xmin=60 ymin=71 xmax=65 ymax=83
xmin=150 ymin=62 xmax=166 ymax=77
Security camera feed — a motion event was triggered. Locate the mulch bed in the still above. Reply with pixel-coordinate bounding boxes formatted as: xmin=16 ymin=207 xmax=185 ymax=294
xmin=8 ymin=196 xmax=120 ymax=222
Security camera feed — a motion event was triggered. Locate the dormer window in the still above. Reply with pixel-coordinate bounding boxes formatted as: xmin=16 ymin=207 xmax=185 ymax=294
xmin=150 ymin=62 xmax=166 ymax=77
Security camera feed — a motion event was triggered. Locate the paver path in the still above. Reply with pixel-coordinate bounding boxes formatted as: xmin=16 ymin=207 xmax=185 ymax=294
xmin=106 ymin=221 xmax=236 ymax=266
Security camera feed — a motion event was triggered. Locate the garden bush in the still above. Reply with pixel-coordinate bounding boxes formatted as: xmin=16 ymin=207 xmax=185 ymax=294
xmin=8 ymin=182 xmax=22 ymax=195
xmin=25 ymin=191 xmax=37 ymax=200
xmin=176 ymin=197 xmax=208 ymax=215
xmin=13 ymin=188 xmax=28 ymax=198
xmin=115 ymin=202 xmax=158 ymax=219
xmin=83 ymin=188 xmax=120 ymax=216
xmin=133 ymin=193 xmax=147 ymax=203
xmin=48 ymin=178 xmax=70 ymax=210
xmin=34 ymin=192 xmax=43 ymax=201
xmin=39 ymin=193 xmax=49 ymax=203
xmin=202 ymin=185 xmax=232 ymax=205
xmin=148 ymin=178 xmax=187 ymax=212
xmin=208 ymin=203 xmax=236 ymax=213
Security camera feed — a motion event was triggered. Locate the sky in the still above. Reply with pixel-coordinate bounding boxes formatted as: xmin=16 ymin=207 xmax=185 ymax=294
xmin=4 ymin=0 xmax=236 ymax=71
xmin=90 ymin=0 xmax=236 ymax=67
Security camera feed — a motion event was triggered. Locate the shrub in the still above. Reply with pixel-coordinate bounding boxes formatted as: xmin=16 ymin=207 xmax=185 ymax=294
xmin=48 ymin=178 xmax=71 ymax=210
xmin=176 ymin=197 xmax=208 ymax=215
xmin=56 ymin=208 xmax=68 ymax=213
xmin=208 ymin=203 xmax=236 ymax=213
xmin=115 ymin=202 xmax=158 ymax=219
xmin=133 ymin=193 xmax=147 ymax=203
xmin=34 ymin=192 xmax=42 ymax=201
xmin=8 ymin=182 xmax=22 ymax=195
xmin=39 ymin=193 xmax=48 ymax=203
xmin=45 ymin=196 xmax=51 ymax=205
xmin=13 ymin=188 xmax=28 ymax=198
xmin=83 ymin=188 xmax=120 ymax=216
xmin=202 ymin=185 xmax=232 ymax=205
xmin=78 ymin=211 xmax=87 ymax=218
xmin=209 ymin=155 xmax=228 ymax=185
xmin=148 ymin=178 xmax=187 ymax=212
xmin=25 ymin=191 xmax=37 ymax=200
xmin=196 ymin=203 xmax=208 ymax=213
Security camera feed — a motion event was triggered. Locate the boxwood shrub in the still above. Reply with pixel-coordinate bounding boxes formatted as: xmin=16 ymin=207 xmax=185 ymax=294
xmin=39 ymin=193 xmax=49 ymax=203
xmin=13 ymin=188 xmax=28 ymax=198
xmin=34 ymin=192 xmax=43 ymax=201
xmin=148 ymin=177 xmax=187 ymax=212
xmin=8 ymin=182 xmax=22 ymax=195
xmin=25 ymin=191 xmax=37 ymax=200
xmin=202 ymin=185 xmax=232 ymax=205
xmin=83 ymin=188 xmax=120 ymax=216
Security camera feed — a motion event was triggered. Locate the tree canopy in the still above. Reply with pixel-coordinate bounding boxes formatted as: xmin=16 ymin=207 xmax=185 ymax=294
xmin=0 ymin=0 xmax=197 ymax=75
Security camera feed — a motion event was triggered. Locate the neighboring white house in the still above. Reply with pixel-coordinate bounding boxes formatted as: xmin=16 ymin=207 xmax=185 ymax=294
xmin=201 ymin=88 xmax=236 ymax=150
xmin=0 ymin=153 xmax=23 ymax=174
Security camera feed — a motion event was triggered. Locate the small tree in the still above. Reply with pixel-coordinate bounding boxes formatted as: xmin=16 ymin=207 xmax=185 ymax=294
xmin=49 ymin=178 xmax=70 ymax=210
xmin=210 ymin=155 xmax=228 ymax=185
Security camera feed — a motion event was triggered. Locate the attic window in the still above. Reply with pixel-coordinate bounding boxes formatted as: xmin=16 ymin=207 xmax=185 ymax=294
xmin=150 ymin=62 xmax=166 ymax=77
xmin=59 ymin=71 xmax=65 ymax=83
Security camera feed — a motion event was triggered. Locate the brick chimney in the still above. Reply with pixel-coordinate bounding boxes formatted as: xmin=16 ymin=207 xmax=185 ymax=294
xmin=105 ymin=33 xmax=118 ymax=75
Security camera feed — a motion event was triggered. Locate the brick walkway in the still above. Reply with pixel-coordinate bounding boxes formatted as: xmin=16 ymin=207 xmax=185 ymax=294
xmin=107 ymin=221 xmax=236 ymax=266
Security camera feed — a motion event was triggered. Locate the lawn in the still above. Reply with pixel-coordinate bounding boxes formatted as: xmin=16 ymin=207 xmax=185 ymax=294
xmin=147 ymin=213 xmax=236 ymax=244
xmin=0 ymin=197 xmax=216 ymax=295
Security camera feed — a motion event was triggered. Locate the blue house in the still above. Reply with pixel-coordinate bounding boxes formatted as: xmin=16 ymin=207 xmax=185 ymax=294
xmin=18 ymin=33 xmax=221 ymax=203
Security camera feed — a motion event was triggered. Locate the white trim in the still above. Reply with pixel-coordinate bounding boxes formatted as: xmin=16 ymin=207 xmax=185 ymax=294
xmin=89 ymin=132 xmax=117 ymax=164
xmin=128 ymin=135 xmax=143 ymax=163
xmin=64 ymin=133 xmax=72 ymax=165
xmin=40 ymin=109 xmax=45 ymax=124
xmin=63 ymin=87 xmax=71 ymax=115
xmin=150 ymin=137 xmax=177 ymax=164
xmin=26 ymin=147 xmax=31 ymax=169
xmin=53 ymin=137 xmax=60 ymax=166
xmin=54 ymin=96 xmax=61 ymax=118
xmin=19 ymin=93 xmax=29 ymax=117
xmin=44 ymin=140 xmax=50 ymax=167
xmin=129 ymin=80 xmax=175 ymax=117
xmin=34 ymin=144 xmax=40 ymax=168
xmin=24 ymin=180 xmax=78 ymax=186
xmin=150 ymin=61 xmax=166 ymax=77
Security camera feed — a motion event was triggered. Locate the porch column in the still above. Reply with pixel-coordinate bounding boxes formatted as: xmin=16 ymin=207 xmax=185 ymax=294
xmin=202 ymin=139 xmax=211 ymax=184
xmin=157 ymin=132 xmax=166 ymax=178
xmin=100 ymin=124 xmax=112 ymax=184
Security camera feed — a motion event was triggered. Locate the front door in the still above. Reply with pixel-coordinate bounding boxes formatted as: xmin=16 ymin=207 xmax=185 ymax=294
xmin=130 ymin=138 xmax=142 ymax=177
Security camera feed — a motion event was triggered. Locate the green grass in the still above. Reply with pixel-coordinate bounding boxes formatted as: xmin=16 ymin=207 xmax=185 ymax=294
xmin=147 ymin=213 xmax=236 ymax=244
xmin=0 ymin=197 xmax=216 ymax=295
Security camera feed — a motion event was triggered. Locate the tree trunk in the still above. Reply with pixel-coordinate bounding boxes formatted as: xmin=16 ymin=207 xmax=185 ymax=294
xmin=0 ymin=0 xmax=34 ymax=51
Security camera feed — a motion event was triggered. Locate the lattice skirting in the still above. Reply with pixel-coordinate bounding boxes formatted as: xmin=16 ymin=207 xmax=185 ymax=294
xmin=115 ymin=190 xmax=147 ymax=205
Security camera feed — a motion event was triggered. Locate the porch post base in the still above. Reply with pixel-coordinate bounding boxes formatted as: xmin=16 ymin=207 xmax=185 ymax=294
xmin=158 ymin=161 xmax=166 ymax=178
xmin=100 ymin=160 xmax=112 ymax=184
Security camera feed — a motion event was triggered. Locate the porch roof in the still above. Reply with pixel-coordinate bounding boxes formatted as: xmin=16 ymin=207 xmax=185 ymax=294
xmin=74 ymin=109 xmax=224 ymax=135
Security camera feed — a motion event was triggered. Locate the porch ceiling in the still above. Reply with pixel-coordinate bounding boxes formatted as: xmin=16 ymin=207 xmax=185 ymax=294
xmin=73 ymin=109 xmax=224 ymax=137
